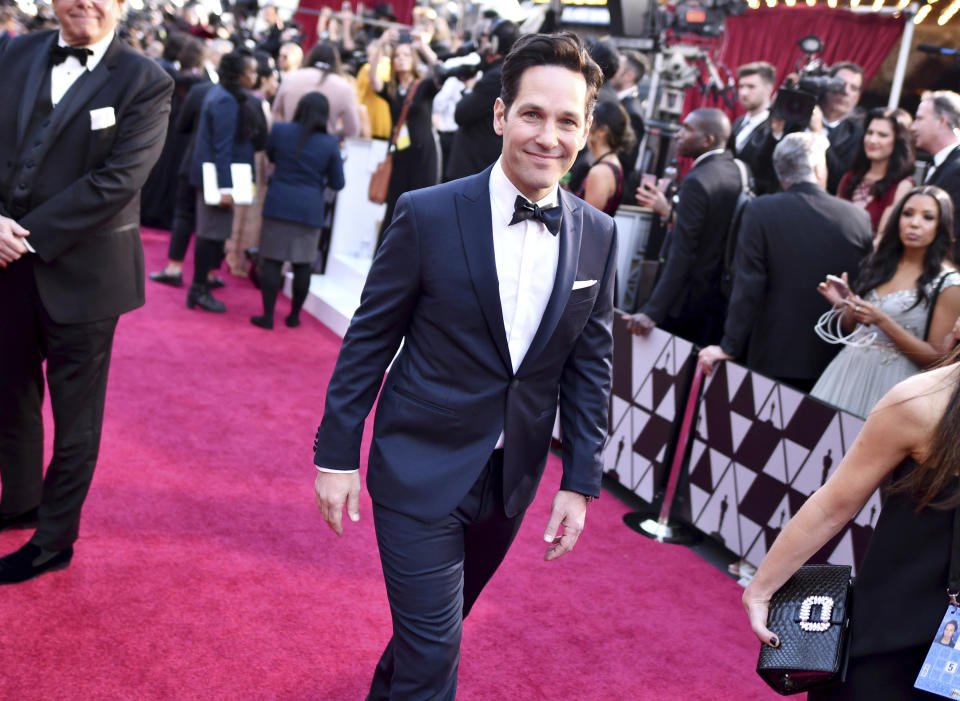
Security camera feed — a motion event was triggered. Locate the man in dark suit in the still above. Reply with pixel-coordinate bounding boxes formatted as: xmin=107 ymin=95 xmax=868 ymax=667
xmin=729 ymin=61 xmax=778 ymax=195
xmin=625 ymin=108 xmax=742 ymax=347
xmin=699 ymin=132 xmax=873 ymax=392
xmin=0 ymin=0 xmax=173 ymax=583
xmin=313 ymin=33 xmax=614 ymax=699
xmin=611 ymin=49 xmax=647 ymax=181
xmin=911 ymin=90 xmax=960 ymax=261
xmin=811 ymin=61 xmax=864 ymax=195
xmin=444 ymin=19 xmax=519 ymax=181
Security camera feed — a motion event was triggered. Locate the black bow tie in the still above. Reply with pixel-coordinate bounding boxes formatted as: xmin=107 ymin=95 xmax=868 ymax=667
xmin=509 ymin=195 xmax=562 ymax=236
xmin=50 ymin=44 xmax=93 ymax=67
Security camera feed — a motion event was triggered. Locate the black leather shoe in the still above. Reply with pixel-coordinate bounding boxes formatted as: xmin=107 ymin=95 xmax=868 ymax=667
xmin=285 ymin=313 xmax=301 ymax=328
xmin=207 ymin=275 xmax=226 ymax=289
xmin=149 ymin=270 xmax=183 ymax=287
xmin=0 ymin=543 xmax=73 ymax=584
xmin=0 ymin=507 xmax=38 ymax=533
xmin=250 ymin=315 xmax=273 ymax=330
xmin=187 ymin=284 xmax=226 ymax=313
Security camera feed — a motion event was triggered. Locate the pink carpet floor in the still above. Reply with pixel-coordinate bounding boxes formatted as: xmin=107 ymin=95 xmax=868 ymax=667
xmin=0 ymin=229 xmax=780 ymax=700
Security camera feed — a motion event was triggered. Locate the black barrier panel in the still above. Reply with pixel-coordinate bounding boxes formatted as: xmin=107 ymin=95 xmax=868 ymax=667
xmin=604 ymin=316 xmax=882 ymax=575
xmin=604 ymin=316 xmax=697 ymax=508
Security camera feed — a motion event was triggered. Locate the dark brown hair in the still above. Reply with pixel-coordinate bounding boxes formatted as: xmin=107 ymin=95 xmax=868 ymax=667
xmin=499 ymin=32 xmax=603 ymax=118
xmin=592 ymin=100 xmax=636 ymax=154
xmin=854 ymin=185 xmax=955 ymax=313
xmin=890 ymin=351 xmax=960 ymax=510
xmin=737 ymin=61 xmax=775 ymax=86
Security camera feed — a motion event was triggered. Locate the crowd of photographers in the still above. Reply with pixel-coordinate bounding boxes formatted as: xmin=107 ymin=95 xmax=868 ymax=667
xmin=5 ymin=0 xmax=960 ymax=418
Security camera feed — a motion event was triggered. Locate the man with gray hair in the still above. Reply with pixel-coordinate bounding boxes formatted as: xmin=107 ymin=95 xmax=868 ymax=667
xmin=911 ymin=90 xmax=960 ymax=259
xmin=698 ymin=132 xmax=873 ymax=392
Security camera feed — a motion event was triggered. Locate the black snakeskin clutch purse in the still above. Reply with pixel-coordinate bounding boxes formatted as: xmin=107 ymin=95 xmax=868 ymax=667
xmin=756 ymin=564 xmax=853 ymax=695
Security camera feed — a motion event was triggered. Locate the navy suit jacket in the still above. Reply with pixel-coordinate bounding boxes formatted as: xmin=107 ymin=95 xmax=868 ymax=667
xmin=314 ymin=167 xmax=617 ymax=520
xmin=262 ymin=122 xmax=344 ymax=227
xmin=189 ymin=84 xmax=256 ymax=189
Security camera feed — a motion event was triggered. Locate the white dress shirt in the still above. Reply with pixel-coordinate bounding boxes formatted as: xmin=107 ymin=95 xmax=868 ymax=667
xmin=734 ymin=109 xmax=769 ymax=153
xmin=693 ymin=148 xmax=726 ymax=168
xmin=316 ymin=158 xmax=560 ymax=471
xmin=51 ymin=30 xmax=114 ymax=106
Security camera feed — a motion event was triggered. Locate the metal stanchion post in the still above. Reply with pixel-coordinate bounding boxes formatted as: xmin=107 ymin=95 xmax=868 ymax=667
xmin=623 ymin=363 xmax=704 ymax=544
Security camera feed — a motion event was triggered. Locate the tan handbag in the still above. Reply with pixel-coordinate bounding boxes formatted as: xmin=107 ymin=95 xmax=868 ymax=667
xmin=368 ymin=80 xmax=420 ymax=205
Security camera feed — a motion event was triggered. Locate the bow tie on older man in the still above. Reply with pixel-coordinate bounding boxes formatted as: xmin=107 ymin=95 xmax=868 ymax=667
xmin=509 ymin=195 xmax=563 ymax=236
xmin=50 ymin=44 xmax=93 ymax=67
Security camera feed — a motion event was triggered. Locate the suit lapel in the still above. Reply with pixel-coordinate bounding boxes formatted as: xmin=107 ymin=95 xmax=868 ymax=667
xmin=455 ymin=169 xmax=513 ymax=374
xmin=17 ymin=31 xmax=57 ymax=145
xmin=517 ymin=189 xmax=583 ymax=374
xmin=46 ymin=37 xmax=124 ymax=144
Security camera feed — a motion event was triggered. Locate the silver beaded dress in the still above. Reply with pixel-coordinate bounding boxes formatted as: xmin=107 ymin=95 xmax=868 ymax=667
xmin=810 ymin=270 xmax=960 ymax=418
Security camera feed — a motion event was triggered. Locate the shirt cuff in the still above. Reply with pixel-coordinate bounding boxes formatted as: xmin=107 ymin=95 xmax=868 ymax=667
xmin=315 ymin=466 xmax=359 ymax=474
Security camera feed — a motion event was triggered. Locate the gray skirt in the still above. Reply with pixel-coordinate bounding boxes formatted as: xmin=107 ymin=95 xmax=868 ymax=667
xmin=258 ymin=216 xmax=321 ymax=264
xmin=195 ymin=191 xmax=234 ymax=242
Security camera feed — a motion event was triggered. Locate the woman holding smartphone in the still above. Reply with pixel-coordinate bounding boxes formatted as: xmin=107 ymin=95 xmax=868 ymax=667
xmin=810 ymin=185 xmax=960 ymax=417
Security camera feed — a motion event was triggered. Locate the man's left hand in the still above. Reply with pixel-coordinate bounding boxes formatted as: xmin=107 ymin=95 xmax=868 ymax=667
xmin=543 ymin=490 xmax=588 ymax=561
xmin=0 ymin=215 xmax=30 ymax=265
xmin=698 ymin=345 xmax=732 ymax=376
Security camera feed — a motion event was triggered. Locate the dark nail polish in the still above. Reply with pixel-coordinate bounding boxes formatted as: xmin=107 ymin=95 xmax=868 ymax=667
xmin=769 ymin=637 xmax=778 ymax=646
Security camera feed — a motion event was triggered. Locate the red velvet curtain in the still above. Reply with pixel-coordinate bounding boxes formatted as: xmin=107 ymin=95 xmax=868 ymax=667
xmin=294 ymin=0 xmax=417 ymax=51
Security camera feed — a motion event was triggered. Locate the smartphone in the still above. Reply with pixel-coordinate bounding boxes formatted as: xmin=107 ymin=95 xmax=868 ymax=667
xmin=398 ymin=30 xmax=412 ymax=43
xmin=825 ymin=274 xmax=850 ymax=299
xmin=640 ymin=173 xmax=657 ymax=190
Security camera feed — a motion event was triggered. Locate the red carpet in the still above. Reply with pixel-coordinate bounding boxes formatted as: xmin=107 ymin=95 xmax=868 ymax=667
xmin=0 ymin=229 xmax=779 ymax=700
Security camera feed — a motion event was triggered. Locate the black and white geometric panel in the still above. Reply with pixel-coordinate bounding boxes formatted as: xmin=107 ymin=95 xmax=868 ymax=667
xmin=603 ymin=319 xmax=696 ymax=503
xmin=682 ymin=359 xmax=878 ymax=574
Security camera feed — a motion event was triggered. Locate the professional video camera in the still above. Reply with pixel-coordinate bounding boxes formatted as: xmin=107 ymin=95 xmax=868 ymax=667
xmin=772 ymin=34 xmax=847 ymax=128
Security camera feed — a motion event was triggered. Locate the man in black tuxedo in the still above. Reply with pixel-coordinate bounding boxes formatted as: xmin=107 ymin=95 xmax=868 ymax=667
xmin=313 ymin=33 xmax=614 ymax=699
xmin=444 ymin=18 xmax=519 ymax=181
xmin=0 ymin=0 xmax=173 ymax=583
xmin=810 ymin=61 xmax=864 ymax=195
xmin=699 ymin=133 xmax=873 ymax=392
xmin=729 ymin=61 xmax=778 ymax=195
xmin=611 ymin=49 xmax=647 ymax=182
xmin=625 ymin=108 xmax=742 ymax=347
xmin=911 ymin=90 xmax=960 ymax=261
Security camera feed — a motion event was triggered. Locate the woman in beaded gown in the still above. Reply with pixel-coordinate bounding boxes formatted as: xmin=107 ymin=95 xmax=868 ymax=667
xmin=810 ymin=186 xmax=960 ymax=418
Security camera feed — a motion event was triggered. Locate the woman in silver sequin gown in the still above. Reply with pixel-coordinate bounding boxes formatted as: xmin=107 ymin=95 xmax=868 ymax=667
xmin=811 ymin=186 xmax=960 ymax=417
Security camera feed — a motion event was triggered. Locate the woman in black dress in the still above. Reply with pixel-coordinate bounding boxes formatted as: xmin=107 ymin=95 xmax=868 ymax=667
xmin=743 ymin=356 xmax=960 ymax=698
xmin=368 ymin=29 xmax=441 ymax=247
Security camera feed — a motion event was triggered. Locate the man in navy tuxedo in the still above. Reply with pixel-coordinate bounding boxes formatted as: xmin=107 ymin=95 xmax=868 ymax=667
xmin=0 ymin=0 xmax=173 ymax=583
xmin=312 ymin=32 xmax=616 ymax=699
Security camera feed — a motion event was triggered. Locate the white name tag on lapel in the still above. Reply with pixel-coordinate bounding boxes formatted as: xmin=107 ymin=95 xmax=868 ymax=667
xmin=89 ymin=106 xmax=116 ymax=131
xmin=572 ymin=279 xmax=597 ymax=291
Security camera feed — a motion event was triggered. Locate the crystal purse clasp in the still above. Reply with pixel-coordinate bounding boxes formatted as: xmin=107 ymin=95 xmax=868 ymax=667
xmin=796 ymin=595 xmax=835 ymax=632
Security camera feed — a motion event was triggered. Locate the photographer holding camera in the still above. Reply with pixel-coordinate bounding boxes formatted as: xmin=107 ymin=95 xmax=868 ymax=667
xmin=445 ymin=18 xmax=519 ymax=181
xmin=808 ymin=61 xmax=865 ymax=194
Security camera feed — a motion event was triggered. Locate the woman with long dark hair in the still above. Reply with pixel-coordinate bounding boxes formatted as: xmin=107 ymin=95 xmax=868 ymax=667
xmin=187 ymin=51 xmax=266 ymax=312
xmin=811 ymin=185 xmax=960 ymax=417
xmin=838 ymin=107 xmax=915 ymax=240
xmin=744 ymin=355 xmax=960 ymax=698
xmin=576 ymin=100 xmax=635 ymax=215
xmin=251 ymin=92 xmax=345 ymax=329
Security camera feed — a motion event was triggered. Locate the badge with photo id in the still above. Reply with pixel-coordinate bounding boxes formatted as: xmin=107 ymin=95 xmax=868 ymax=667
xmin=915 ymin=606 xmax=960 ymax=698
xmin=395 ymin=125 xmax=411 ymax=151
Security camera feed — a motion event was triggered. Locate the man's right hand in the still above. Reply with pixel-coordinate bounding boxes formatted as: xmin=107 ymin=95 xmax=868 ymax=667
xmin=623 ymin=312 xmax=656 ymax=336
xmin=314 ymin=469 xmax=361 ymax=536
xmin=0 ymin=215 xmax=29 ymax=266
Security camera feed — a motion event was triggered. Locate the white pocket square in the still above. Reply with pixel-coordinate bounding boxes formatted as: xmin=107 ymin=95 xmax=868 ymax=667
xmin=571 ymin=279 xmax=597 ymax=291
xmin=89 ymin=106 xmax=116 ymax=131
